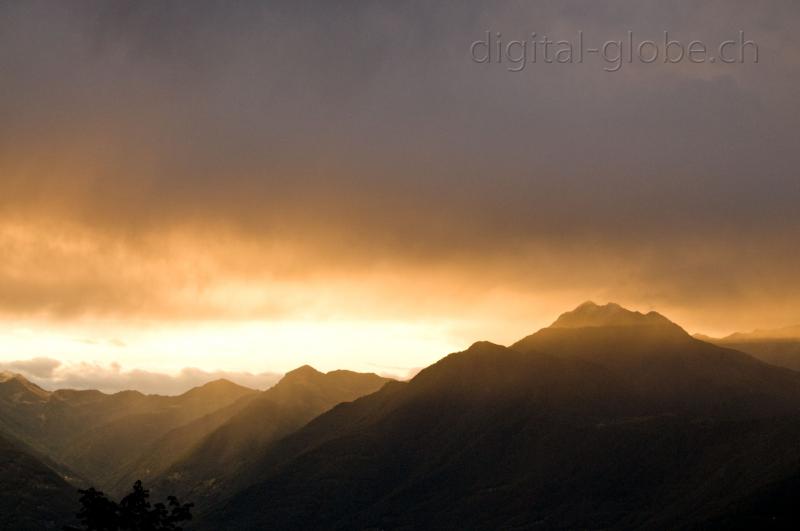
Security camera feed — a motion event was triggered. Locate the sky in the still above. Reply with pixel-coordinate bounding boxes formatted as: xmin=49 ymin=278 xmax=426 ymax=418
xmin=1 ymin=1 xmax=799 ymax=393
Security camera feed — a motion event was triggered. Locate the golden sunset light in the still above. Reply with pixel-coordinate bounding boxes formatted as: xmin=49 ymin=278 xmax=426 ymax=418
xmin=2 ymin=2 xmax=800 ymax=530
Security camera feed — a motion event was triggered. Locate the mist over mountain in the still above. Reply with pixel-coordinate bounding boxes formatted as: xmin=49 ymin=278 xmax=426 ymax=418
xmin=154 ymin=366 xmax=392 ymax=509
xmin=108 ymin=389 xmax=260 ymax=496
xmin=721 ymin=325 xmax=800 ymax=342
xmin=0 ymin=374 xmax=257 ymax=491
xmin=698 ymin=323 xmax=800 ymax=372
xmin=0 ymin=364 xmax=393 ymax=523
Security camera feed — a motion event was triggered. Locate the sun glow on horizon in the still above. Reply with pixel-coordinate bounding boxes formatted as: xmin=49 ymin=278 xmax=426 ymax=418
xmin=0 ymin=295 xmax=770 ymax=392
xmin=0 ymin=318 xmax=474 ymax=382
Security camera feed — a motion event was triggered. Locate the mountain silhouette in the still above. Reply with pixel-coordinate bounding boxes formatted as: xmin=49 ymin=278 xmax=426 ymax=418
xmin=0 ymin=371 xmax=52 ymax=402
xmin=512 ymin=302 xmax=800 ymax=418
xmin=198 ymin=303 xmax=800 ymax=530
xmin=7 ymin=302 xmax=800 ymax=529
xmin=153 ymin=366 xmax=392 ymax=509
xmin=547 ymin=301 xmax=680 ymax=330
xmin=108 ymin=387 xmax=263 ymax=496
xmin=721 ymin=324 xmax=800 ymax=342
xmin=0 ymin=374 xmax=257 ymax=491
xmin=0 ymin=431 xmax=75 ymax=530
xmin=699 ymin=324 xmax=800 ymax=372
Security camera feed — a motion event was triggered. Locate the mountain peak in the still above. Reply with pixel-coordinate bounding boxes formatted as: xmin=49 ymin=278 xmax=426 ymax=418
xmin=0 ymin=371 xmax=21 ymax=382
xmin=198 ymin=378 xmax=247 ymax=391
xmin=549 ymin=301 xmax=678 ymax=330
xmin=0 ymin=371 xmax=51 ymax=401
xmin=0 ymin=371 xmax=36 ymax=386
xmin=178 ymin=378 xmax=256 ymax=402
xmin=282 ymin=365 xmax=323 ymax=381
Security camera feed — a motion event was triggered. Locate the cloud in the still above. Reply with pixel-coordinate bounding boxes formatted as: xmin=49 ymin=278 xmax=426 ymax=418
xmin=0 ymin=0 xmax=798 ymax=335
xmin=0 ymin=357 xmax=62 ymax=378
xmin=1 ymin=358 xmax=282 ymax=395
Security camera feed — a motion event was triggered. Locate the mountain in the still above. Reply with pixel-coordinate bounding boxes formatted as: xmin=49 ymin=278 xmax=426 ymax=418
xmin=547 ymin=301 xmax=679 ymax=330
xmin=0 ymin=374 xmax=257 ymax=490
xmin=0 ymin=371 xmax=51 ymax=402
xmin=0 ymin=431 xmax=76 ymax=530
xmin=154 ymin=366 xmax=392 ymax=508
xmin=108 ymin=391 xmax=260 ymax=496
xmin=0 ymin=371 xmax=52 ymax=439
xmin=721 ymin=324 xmax=800 ymax=342
xmin=512 ymin=303 xmax=800 ymax=417
xmin=201 ymin=303 xmax=800 ymax=530
xmin=710 ymin=339 xmax=800 ymax=372
xmin=698 ymin=324 xmax=800 ymax=372
xmin=697 ymin=469 xmax=800 ymax=529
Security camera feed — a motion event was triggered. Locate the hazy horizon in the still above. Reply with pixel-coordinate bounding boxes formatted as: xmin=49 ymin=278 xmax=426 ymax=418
xmin=3 ymin=300 xmax=800 ymax=395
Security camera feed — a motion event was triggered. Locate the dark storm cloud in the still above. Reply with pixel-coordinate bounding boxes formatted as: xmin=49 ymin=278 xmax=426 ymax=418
xmin=0 ymin=0 xmax=799 ymax=329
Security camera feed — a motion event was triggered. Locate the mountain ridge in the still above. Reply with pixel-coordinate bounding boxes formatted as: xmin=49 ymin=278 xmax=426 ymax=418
xmin=547 ymin=301 xmax=685 ymax=332
xmin=6 ymin=302 xmax=800 ymax=529
xmin=153 ymin=366 xmax=393 ymax=508
xmin=199 ymin=302 xmax=800 ymax=530
xmin=0 ymin=371 xmax=260 ymax=490
xmin=0 ymin=432 xmax=76 ymax=530
xmin=699 ymin=328 xmax=800 ymax=372
xmin=720 ymin=324 xmax=800 ymax=342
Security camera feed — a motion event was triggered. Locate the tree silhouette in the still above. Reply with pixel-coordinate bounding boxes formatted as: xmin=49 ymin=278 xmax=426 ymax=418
xmin=64 ymin=480 xmax=193 ymax=531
